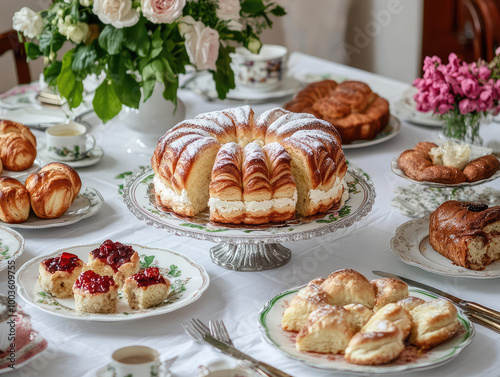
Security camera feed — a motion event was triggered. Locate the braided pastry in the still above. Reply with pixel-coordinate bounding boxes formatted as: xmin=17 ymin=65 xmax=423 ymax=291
xmin=0 ymin=177 xmax=30 ymax=223
xmin=25 ymin=163 xmax=81 ymax=219
xmin=0 ymin=120 xmax=37 ymax=171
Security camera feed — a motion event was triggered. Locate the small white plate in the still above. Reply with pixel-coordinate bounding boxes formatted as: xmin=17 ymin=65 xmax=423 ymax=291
xmin=16 ymin=243 xmax=210 ymax=322
xmin=258 ymin=286 xmax=474 ymax=374
xmin=392 ymin=87 xmax=444 ymax=128
xmin=37 ymin=142 xmax=104 ymax=168
xmin=1 ymin=187 xmax=104 ymax=229
xmin=0 ymin=160 xmax=41 ymax=182
xmin=391 ymin=214 xmax=500 ymax=278
xmin=96 ymin=364 xmax=171 ymax=377
xmin=342 ymin=116 xmax=401 ymax=149
xmin=0 ymin=226 xmax=24 ymax=271
xmin=294 ymin=72 xmax=348 ymax=84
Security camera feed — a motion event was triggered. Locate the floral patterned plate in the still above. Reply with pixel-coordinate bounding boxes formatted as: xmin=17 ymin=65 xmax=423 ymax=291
xmin=342 ymin=116 xmax=401 ymax=149
xmin=0 ymin=160 xmax=41 ymax=182
xmin=1 ymin=187 xmax=104 ymax=229
xmin=0 ymin=226 xmax=24 ymax=272
xmin=15 ymin=243 xmax=210 ymax=322
xmin=391 ymin=214 xmax=500 ymax=278
xmin=258 ymin=286 xmax=474 ymax=374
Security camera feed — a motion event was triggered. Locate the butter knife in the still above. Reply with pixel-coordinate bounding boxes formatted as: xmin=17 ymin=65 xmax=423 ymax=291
xmin=202 ymin=334 xmax=293 ymax=377
xmin=373 ymin=271 xmax=500 ymax=323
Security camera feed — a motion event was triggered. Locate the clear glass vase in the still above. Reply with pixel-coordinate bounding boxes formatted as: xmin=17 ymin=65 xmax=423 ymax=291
xmin=441 ymin=112 xmax=483 ymax=145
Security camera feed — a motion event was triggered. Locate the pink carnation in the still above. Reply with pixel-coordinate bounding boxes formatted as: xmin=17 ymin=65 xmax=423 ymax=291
xmin=460 ymin=78 xmax=480 ymax=98
xmin=478 ymin=66 xmax=491 ymax=80
xmin=458 ymin=98 xmax=477 ymax=114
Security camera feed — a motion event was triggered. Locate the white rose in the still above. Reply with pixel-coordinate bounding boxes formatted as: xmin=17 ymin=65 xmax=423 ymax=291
xmin=80 ymin=0 xmax=93 ymax=6
xmin=12 ymin=7 xmax=44 ymax=39
xmin=179 ymin=16 xmax=220 ymax=71
xmin=216 ymin=0 xmax=243 ymax=31
xmin=58 ymin=15 xmax=71 ymax=36
xmin=141 ymin=0 xmax=185 ymax=24
xmin=92 ymin=0 xmax=139 ymax=28
xmin=66 ymin=22 xmax=89 ymax=44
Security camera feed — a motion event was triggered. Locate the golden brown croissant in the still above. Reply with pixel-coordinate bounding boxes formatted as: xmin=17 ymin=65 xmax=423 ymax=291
xmin=0 ymin=177 xmax=30 ymax=223
xmin=0 ymin=120 xmax=37 ymax=147
xmin=0 ymin=133 xmax=37 ymax=171
xmin=25 ymin=163 xmax=81 ymax=219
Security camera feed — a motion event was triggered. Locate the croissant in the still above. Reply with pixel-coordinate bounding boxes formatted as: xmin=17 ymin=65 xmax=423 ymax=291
xmin=0 ymin=120 xmax=37 ymax=171
xmin=0 ymin=120 xmax=37 ymax=147
xmin=25 ymin=163 xmax=81 ymax=219
xmin=0 ymin=177 xmax=30 ymax=223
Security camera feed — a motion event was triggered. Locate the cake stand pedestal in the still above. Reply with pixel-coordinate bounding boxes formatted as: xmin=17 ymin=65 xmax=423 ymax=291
xmin=123 ymin=168 xmax=376 ymax=271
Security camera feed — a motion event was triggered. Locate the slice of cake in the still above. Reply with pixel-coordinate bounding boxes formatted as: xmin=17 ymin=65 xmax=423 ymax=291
xmin=39 ymin=252 xmax=84 ymax=298
xmin=85 ymin=240 xmax=140 ymax=287
xmin=122 ymin=267 xmax=171 ymax=310
xmin=73 ymin=270 xmax=118 ymax=313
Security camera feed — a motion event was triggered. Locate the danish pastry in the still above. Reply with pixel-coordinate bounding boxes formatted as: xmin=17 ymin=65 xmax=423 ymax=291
xmin=0 ymin=177 xmax=30 ymax=223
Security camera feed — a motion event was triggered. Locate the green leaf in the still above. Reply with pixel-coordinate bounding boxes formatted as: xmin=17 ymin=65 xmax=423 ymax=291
xmin=72 ymin=42 xmax=98 ymax=79
xmin=98 ymin=25 xmax=125 ymax=55
xmin=141 ymin=63 xmax=156 ymax=101
xmin=162 ymin=77 xmax=178 ymax=106
xmin=57 ymin=50 xmax=84 ymax=109
xmin=270 ymin=5 xmax=286 ymax=16
xmin=38 ymin=30 xmax=65 ymax=56
xmin=43 ymin=61 xmax=62 ymax=86
xmin=113 ymin=75 xmax=141 ymax=109
xmin=212 ymin=44 xmax=235 ymax=99
xmin=25 ymin=42 xmax=41 ymax=61
xmin=124 ymin=19 xmax=150 ymax=57
xmin=141 ymin=255 xmax=155 ymax=268
xmin=241 ymin=0 xmax=266 ymax=13
xmin=92 ymin=80 xmax=122 ymax=123
xmin=115 ymin=171 xmax=133 ymax=179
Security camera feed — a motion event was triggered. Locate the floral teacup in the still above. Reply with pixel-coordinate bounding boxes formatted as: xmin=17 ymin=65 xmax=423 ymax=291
xmin=46 ymin=122 xmax=95 ymax=161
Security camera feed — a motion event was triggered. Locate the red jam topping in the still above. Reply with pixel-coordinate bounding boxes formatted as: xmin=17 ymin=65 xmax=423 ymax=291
xmin=42 ymin=252 xmax=81 ymax=274
xmin=131 ymin=267 xmax=167 ymax=288
xmin=74 ymin=270 xmax=116 ymax=294
xmin=90 ymin=240 xmax=136 ymax=272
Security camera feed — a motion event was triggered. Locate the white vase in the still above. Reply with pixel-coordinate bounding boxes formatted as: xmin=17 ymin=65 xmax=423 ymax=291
xmin=119 ymin=83 xmax=186 ymax=154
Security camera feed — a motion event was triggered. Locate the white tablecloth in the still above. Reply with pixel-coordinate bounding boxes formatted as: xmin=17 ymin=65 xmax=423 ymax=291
xmin=2 ymin=52 xmax=500 ymax=377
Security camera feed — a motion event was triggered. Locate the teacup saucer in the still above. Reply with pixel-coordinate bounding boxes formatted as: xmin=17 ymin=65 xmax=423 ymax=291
xmin=37 ymin=142 xmax=104 ymax=168
xmin=96 ymin=364 xmax=170 ymax=377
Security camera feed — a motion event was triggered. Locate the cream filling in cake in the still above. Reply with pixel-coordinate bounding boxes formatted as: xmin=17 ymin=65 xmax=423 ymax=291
xmin=208 ymin=191 xmax=298 ymax=213
xmin=154 ymin=176 xmax=192 ymax=205
xmin=309 ymin=178 xmax=348 ymax=205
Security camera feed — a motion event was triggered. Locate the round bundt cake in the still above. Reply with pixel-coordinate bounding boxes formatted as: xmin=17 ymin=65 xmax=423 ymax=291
xmin=151 ymin=106 xmax=348 ymax=224
xmin=284 ymin=80 xmax=390 ymax=144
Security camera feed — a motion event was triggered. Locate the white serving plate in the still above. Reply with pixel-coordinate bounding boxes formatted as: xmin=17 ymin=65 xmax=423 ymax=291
xmin=16 ymin=243 xmax=210 ymax=322
xmin=343 ymin=116 xmax=401 ymax=149
xmin=391 ymin=214 xmax=500 ymax=278
xmin=0 ymin=160 xmax=41 ymax=182
xmin=0 ymin=226 xmax=24 ymax=271
xmin=258 ymin=286 xmax=474 ymax=374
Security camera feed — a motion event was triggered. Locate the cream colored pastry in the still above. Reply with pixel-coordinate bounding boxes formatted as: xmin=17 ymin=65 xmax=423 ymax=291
xmin=397 ymin=296 xmax=425 ymax=312
xmin=320 ymin=269 xmax=376 ymax=309
xmin=362 ymin=303 xmax=412 ymax=339
xmin=343 ymin=303 xmax=373 ymax=332
xmin=122 ymin=267 xmax=171 ymax=310
xmin=73 ymin=271 xmax=118 ymax=314
xmin=38 ymin=253 xmax=84 ymax=298
xmin=371 ymin=278 xmax=409 ymax=312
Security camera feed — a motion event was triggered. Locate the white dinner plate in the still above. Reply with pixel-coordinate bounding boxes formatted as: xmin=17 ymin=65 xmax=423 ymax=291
xmin=343 ymin=116 xmax=401 ymax=149
xmin=0 ymin=226 xmax=24 ymax=271
xmin=392 ymin=87 xmax=444 ymax=128
xmin=391 ymin=214 xmax=500 ymax=278
xmin=16 ymin=243 xmax=210 ymax=322
xmin=258 ymin=286 xmax=474 ymax=374
xmin=0 ymin=160 xmax=41 ymax=182
xmin=1 ymin=187 xmax=104 ymax=229
xmin=37 ymin=142 xmax=104 ymax=168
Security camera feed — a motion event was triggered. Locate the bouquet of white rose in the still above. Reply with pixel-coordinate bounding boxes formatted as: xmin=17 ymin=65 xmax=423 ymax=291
xmin=13 ymin=0 xmax=285 ymax=123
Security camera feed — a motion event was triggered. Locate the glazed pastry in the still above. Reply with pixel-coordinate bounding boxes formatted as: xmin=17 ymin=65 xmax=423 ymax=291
xmin=397 ymin=296 xmax=426 ymax=312
xmin=122 ymin=267 xmax=171 ymax=310
xmin=463 ymin=155 xmax=500 ymax=182
xmin=0 ymin=120 xmax=36 ymax=147
xmin=320 ymin=269 xmax=376 ymax=309
xmin=39 ymin=252 xmax=84 ymax=298
xmin=73 ymin=270 xmax=118 ymax=313
xmin=0 ymin=177 xmax=30 ymax=223
xmin=409 ymin=299 xmax=460 ymax=350
xmin=362 ymin=303 xmax=412 ymax=339
xmin=25 ymin=162 xmax=81 ymax=219
xmin=85 ymin=240 xmax=140 ymax=287
xmin=429 ymin=201 xmax=500 ymax=270
xmin=0 ymin=120 xmax=37 ymax=171
xmin=343 ymin=303 xmax=373 ymax=332
xmin=371 ymin=278 xmax=409 ymax=312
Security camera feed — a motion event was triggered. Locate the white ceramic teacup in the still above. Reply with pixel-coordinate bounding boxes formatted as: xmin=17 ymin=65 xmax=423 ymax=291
xmin=108 ymin=345 xmax=160 ymax=377
xmin=231 ymin=44 xmax=288 ymax=91
xmin=46 ymin=122 xmax=95 ymax=161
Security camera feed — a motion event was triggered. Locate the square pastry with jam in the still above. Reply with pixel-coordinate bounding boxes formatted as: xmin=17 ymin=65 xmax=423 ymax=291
xmin=73 ymin=270 xmax=118 ymax=313
xmin=123 ymin=267 xmax=171 ymax=310
xmin=85 ymin=240 xmax=140 ymax=287
xmin=39 ymin=252 xmax=84 ymax=298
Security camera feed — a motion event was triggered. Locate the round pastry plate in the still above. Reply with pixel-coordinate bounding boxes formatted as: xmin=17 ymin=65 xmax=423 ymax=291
xmin=342 ymin=116 xmax=401 ymax=149
xmin=1 ymin=187 xmax=104 ymax=229
xmin=15 ymin=243 xmax=210 ymax=322
xmin=0 ymin=160 xmax=41 ymax=182
xmin=258 ymin=285 xmax=474 ymax=374
xmin=390 ymin=155 xmax=500 ymax=188
xmin=391 ymin=214 xmax=500 ymax=278
xmin=0 ymin=226 xmax=24 ymax=271
xmin=37 ymin=142 xmax=104 ymax=168
xmin=123 ymin=168 xmax=376 ymax=244
xmin=392 ymin=87 xmax=444 ymax=128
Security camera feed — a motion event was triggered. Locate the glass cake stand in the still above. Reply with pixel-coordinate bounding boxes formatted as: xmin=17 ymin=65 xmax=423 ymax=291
xmin=123 ymin=168 xmax=376 ymax=271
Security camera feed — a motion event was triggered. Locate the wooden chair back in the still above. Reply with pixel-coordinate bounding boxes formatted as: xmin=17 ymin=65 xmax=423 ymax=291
xmin=0 ymin=30 xmax=31 ymax=85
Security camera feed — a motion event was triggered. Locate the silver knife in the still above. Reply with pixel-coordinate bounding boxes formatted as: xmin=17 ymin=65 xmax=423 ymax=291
xmin=202 ymin=334 xmax=293 ymax=377
xmin=373 ymin=271 xmax=500 ymax=323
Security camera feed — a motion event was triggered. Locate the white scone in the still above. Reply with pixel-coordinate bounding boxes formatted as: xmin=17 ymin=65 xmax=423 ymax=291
xmin=296 ymin=305 xmax=356 ymax=354
xmin=397 ymin=296 xmax=425 ymax=312
xmin=282 ymin=280 xmax=330 ymax=332
xmin=320 ymin=269 xmax=375 ymax=309
xmin=371 ymin=278 xmax=409 ymax=312
xmin=345 ymin=320 xmax=405 ymax=365
xmin=73 ymin=270 xmax=118 ymax=314
xmin=343 ymin=303 xmax=373 ymax=332
xmin=362 ymin=303 xmax=412 ymax=339
xmin=122 ymin=267 xmax=171 ymax=310
xmin=409 ymin=299 xmax=460 ymax=350
xmin=38 ymin=252 xmax=84 ymax=298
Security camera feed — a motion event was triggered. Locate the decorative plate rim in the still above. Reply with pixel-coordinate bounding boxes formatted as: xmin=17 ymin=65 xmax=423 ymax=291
xmin=257 ymin=285 xmax=475 ymax=374
xmin=15 ymin=243 xmax=210 ymax=322
xmin=2 ymin=187 xmax=104 ymax=229
xmin=123 ymin=168 xmax=376 ymax=244
xmin=37 ymin=142 xmax=105 ymax=168
xmin=343 ymin=116 xmax=401 ymax=149
xmin=0 ymin=226 xmax=24 ymax=272
xmin=390 ymin=214 xmax=500 ymax=278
